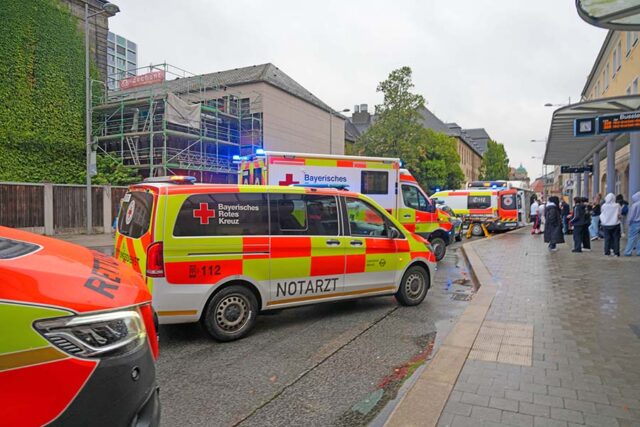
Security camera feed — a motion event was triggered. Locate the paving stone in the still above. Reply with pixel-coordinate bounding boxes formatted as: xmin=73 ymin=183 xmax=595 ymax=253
xmin=449 ymin=390 xmax=463 ymax=402
xmin=549 ymin=407 xmax=584 ymax=424
xmin=577 ymin=390 xmax=610 ymax=404
xmin=533 ymin=416 xmax=568 ymax=427
xmin=460 ymin=392 xmax=490 ymax=407
xmin=519 ymin=402 xmax=551 ymax=417
xmin=450 ymin=414 xmax=478 ymax=427
xmin=583 ymin=413 xmax=620 ymax=426
xmin=521 ymin=382 xmax=548 ymax=395
xmin=477 ymin=384 xmax=507 ymax=398
xmin=443 ymin=401 xmax=473 ymax=417
xmin=547 ymin=386 xmax=577 ymax=399
xmin=534 ymin=375 xmax=562 ymax=387
xmin=533 ymin=394 xmax=565 ymax=409
xmin=470 ymin=406 xmax=502 ymax=422
xmin=506 ymin=390 xmax=534 ymax=403
xmin=501 ymin=411 xmax=534 ymax=427
xmin=563 ymin=397 xmax=597 ymax=414
xmin=437 ymin=412 xmax=454 ymax=427
xmin=455 ymin=382 xmax=480 ymax=393
xmin=595 ymin=403 xmax=637 ymax=420
xmin=489 ymin=396 xmax=519 ymax=412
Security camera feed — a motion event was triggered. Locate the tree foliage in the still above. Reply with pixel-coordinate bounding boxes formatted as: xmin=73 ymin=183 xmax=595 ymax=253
xmin=479 ymin=139 xmax=510 ymax=181
xmin=93 ymin=155 xmax=141 ymax=185
xmin=352 ymin=67 xmax=464 ymax=191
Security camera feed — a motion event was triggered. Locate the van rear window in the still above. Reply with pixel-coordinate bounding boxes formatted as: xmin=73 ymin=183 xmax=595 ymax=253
xmin=361 ymin=171 xmax=388 ymax=195
xmin=174 ymin=193 xmax=269 ymax=237
xmin=117 ymin=192 xmax=154 ymax=238
xmin=468 ymin=196 xmax=491 ymax=210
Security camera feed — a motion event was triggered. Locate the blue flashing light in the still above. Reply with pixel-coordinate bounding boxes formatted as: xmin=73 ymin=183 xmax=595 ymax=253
xmin=435 ymin=187 xmax=441 ymax=192
xmin=399 ymin=160 xmax=404 ymax=167
xmin=255 ymin=148 xmax=265 ymax=155
xmin=232 ymin=155 xmax=241 ymax=161
xmin=491 ymin=184 xmax=497 ymax=189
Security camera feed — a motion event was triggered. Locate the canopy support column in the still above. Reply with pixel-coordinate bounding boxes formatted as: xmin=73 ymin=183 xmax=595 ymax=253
xmin=576 ymin=173 xmax=582 ymax=199
xmin=607 ymin=139 xmax=616 ymax=194
xmin=583 ymin=169 xmax=589 ymax=198
xmin=630 ymin=132 xmax=640 ymax=198
xmin=592 ymin=151 xmax=600 ymax=198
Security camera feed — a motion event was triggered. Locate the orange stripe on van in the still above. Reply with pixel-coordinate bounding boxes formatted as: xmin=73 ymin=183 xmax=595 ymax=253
xmin=364 ymin=238 xmax=396 ymax=254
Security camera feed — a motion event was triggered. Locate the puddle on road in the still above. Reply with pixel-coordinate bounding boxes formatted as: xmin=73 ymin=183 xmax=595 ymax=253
xmin=334 ymin=332 xmax=437 ymax=427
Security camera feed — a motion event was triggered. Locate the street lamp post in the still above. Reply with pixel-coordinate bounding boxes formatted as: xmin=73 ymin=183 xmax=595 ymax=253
xmin=83 ymin=2 xmax=119 ymax=234
xmin=329 ymin=108 xmax=350 ymax=154
xmin=544 ymin=97 xmax=572 ymax=107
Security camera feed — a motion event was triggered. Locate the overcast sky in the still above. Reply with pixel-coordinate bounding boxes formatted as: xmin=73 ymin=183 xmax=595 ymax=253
xmin=110 ymin=0 xmax=607 ymax=180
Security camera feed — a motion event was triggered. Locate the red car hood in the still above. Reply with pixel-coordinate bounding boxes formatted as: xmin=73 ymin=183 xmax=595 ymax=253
xmin=0 ymin=227 xmax=150 ymax=313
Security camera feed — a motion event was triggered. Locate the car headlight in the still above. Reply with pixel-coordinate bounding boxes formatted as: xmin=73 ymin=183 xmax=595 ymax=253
xmin=34 ymin=307 xmax=147 ymax=359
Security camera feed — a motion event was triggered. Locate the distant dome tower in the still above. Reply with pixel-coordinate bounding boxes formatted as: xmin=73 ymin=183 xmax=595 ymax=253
xmin=516 ymin=163 xmax=528 ymax=178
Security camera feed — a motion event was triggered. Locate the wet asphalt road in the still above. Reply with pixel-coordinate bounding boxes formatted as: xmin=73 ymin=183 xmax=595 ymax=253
xmin=156 ymin=243 xmax=475 ymax=427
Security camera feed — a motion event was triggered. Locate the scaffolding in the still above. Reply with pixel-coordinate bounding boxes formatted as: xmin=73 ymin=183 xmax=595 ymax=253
xmin=92 ymin=63 xmax=263 ymax=183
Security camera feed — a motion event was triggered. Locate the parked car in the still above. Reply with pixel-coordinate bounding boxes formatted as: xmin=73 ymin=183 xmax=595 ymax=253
xmin=434 ymin=201 xmax=463 ymax=242
xmin=0 ymin=226 xmax=160 ymax=427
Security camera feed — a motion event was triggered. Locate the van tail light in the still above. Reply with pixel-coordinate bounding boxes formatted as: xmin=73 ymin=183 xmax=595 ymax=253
xmin=146 ymin=242 xmax=164 ymax=278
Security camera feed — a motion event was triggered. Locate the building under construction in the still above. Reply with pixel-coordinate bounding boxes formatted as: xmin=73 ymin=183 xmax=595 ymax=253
xmin=92 ymin=64 xmax=263 ymax=183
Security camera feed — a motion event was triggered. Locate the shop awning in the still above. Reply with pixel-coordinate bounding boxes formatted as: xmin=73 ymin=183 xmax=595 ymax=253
xmin=576 ymin=0 xmax=640 ymax=30
xmin=544 ymin=95 xmax=640 ymax=165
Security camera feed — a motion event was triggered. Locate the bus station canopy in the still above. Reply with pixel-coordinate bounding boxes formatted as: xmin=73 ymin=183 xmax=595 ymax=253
xmin=544 ymin=95 xmax=640 ymax=166
xmin=576 ymin=0 xmax=640 ymax=30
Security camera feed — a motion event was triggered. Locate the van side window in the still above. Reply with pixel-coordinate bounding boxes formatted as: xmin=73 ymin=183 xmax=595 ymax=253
xmin=174 ymin=193 xmax=269 ymax=236
xmin=402 ymin=184 xmax=430 ymax=211
xmin=270 ymin=194 xmax=339 ymax=236
xmin=468 ymin=196 xmax=491 ymax=209
xmin=361 ymin=171 xmax=388 ymax=195
xmin=346 ymin=197 xmax=393 ymax=237
xmin=501 ymin=193 xmax=516 ymax=210
xmin=117 ymin=192 xmax=154 ymax=238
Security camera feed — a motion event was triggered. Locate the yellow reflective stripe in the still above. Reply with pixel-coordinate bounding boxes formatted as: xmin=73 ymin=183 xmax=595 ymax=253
xmin=0 ymin=346 xmax=67 ymax=372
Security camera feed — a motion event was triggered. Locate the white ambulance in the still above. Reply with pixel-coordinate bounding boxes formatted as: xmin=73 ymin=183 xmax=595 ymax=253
xmin=239 ymin=151 xmax=455 ymax=261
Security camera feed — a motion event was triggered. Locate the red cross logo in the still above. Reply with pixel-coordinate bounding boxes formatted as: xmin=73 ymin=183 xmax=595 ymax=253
xmin=279 ymin=173 xmax=299 ymax=186
xmin=193 ymin=203 xmax=215 ymax=225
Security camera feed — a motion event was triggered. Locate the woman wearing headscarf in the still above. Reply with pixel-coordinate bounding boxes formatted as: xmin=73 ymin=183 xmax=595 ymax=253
xmin=544 ymin=196 xmax=564 ymax=251
xmin=570 ymin=197 xmax=587 ymax=252
xmin=600 ymin=193 xmax=622 ymax=257
xmin=623 ymin=191 xmax=640 ymax=256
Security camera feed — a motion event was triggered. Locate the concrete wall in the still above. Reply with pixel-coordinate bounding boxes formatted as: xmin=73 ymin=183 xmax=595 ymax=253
xmin=261 ymin=83 xmax=345 ymax=155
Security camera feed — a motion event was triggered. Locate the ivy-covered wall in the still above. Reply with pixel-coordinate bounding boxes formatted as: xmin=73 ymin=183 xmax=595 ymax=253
xmin=0 ymin=0 xmax=86 ymax=183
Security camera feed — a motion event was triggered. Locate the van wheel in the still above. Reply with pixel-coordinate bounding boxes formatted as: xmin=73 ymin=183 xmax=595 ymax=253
xmin=202 ymin=286 xmax=258 ymax=342
xmin=430 ymin=237 xmax=446 ymax=261
xmin=395 ymin=266 xmax=429 ymax=306
xmin=471 ymin=223 xmax=484 ymax=236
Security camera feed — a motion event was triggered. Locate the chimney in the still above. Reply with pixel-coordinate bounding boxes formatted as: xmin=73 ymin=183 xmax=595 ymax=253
xmin=351 ymin=102 xmax=372 ymax=125
xmin=354 ymin=105 xmax=360 ymax=113
xmin=360 ymin=104 xmax=368 ymax=113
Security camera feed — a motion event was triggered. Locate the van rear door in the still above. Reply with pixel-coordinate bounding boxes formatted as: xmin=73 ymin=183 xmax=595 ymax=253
xmin=114 ymin=189 xmax=157 ymax=280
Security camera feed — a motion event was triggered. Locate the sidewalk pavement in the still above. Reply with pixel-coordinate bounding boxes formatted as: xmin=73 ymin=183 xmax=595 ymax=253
xmin=387 ymin=228 xmax=640 ymax=427
xmin=55 ymin=233 xmax=115 ymax=254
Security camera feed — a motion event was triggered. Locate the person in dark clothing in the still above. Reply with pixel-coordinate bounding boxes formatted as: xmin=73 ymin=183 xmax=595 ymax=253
xmin=560 ymin=200 xmax=570 ymax=234
xmin=580 ymin=197 xmax=592 ymax=251
xmin=570 ymin=197 xmax=587 ymax=252
xmin=616 ymin=194 xmax=629 ymax=237
xmin=544 ymin=196 xmax=564 ymax=251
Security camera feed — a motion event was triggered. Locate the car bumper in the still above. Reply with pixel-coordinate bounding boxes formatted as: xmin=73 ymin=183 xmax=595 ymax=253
xmin=488 ymin=221 xmax=519 ymax=232
xmin=49 ymin=342 xmax=160 ymax=427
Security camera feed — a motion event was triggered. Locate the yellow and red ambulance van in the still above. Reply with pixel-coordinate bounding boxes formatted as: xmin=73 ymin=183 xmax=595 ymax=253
xmin=114 ymin=177 xmax=436 ymax=341
xmin=0 ymin=226 xmax=159 ymax=427
xmin=239 ymin=151 xmax=454 ymax=261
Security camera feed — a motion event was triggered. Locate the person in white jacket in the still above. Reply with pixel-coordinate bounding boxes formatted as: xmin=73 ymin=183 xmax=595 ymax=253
xmin=600 ymin=193 xmax=622 ymax=256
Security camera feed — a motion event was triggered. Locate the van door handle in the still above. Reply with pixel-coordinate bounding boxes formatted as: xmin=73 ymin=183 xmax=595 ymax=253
xmin=403 ymin=214 xmax=411 ymax=218
xmin=350 ymin=240 xmax=363 ymax=246
xmin=325 ymin=239 xmax=341 ymax=246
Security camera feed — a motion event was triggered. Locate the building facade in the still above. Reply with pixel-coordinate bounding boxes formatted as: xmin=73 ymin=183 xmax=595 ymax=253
xmin=59 ymin=0 xmax=117 ymax=80
xmin=94 ymin=63 xmax=344 ymax=183
xmin=107 ymin=31 xmax=137 ymax=91
xmin=581 ymin=30 xmax=640 ymax=199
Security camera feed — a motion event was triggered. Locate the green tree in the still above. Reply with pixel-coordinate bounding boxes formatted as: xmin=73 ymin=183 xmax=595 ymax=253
xmin=479 ymin=140 xmax=510 ymax=180
xmin=353 ymin=66 xmax=464 ymax=191
xmin=92 ymin=155 xmax=141 ymax=185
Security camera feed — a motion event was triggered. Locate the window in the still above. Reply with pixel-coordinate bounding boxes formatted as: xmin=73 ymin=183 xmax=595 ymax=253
xmin=270 ymin=194 xmax=339 ymax=236
xmin=613 ymin=46 xmax=619 ymax=75
xmin=468 ymin=195 xmax=491 ymax=209
xmin=635 ymin=32 xmax=639 ymax=46
xmin=117 ymin=45 xmax=126 ymax=56
xmin=615 ymin=170 xmax=622 ymax=195
xmin=117 ymin=58 xmax=126 ymax=68
xmin=627 ymin=85 xmax=632 ymax=95
xmin=107 ymin=44 xmax=114 ymax=54
xmin=127 ymin=50 xmax=137 ymax=62
xmin=108 ymin=32 xmax=115 ymax=42
xmin=174 ymin=193 xmax=269 ymax=237
xmin=402 ymin=184 xmax=431 ymax=212
xmin=127 ymin=40 xmax=137 ymax=51
xmin=107 ymin=54 xmax=114 ymax=65
xmin=127 ymin=61 xmax=136 ymax=71
xmin=501 ymin=193 xmax=516 ymax=210
xmin=627 ymin=32 xmax=633 ymax=56
xmin=346 ymin=197 xmax=396 ymax=238
xmin=614 ymin=40 xmax=622 ymax=71
xmin=116 ymin=35 xmax=126 ymax=46
xmin=118 ymin=192 xmax=154 ymax=238
xmin=634 ymin=77 xmax=639 ymax=94
xmin=361 ymin=171 xmax=388 ymax=195
xmin=604 ymin=62 xmax=610 ymax=89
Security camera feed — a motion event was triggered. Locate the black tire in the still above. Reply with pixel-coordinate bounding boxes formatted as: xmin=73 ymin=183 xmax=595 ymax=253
xmin=471 ymin=223 xmax=484 ymax=236
xmin=202 ymin=285 xmax=258 ymax=342
xmin=430 ymin=236 xmax=446 ymax=261
xmin=395 ymin=265 xmax=430 ymax=306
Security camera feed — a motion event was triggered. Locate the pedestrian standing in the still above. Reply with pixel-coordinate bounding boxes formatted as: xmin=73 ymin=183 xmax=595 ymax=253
xmin=544 ymin=196 xmax=564 ymax=251
xmin=616 ymin=194 xmax=629 ymax=237
xmin=623 ymin=191 xmax=640 ymax=256
xmin=570 ymin=197 xmax=587 ymax=252
xmin=538 ymin=198 xmax=546 ymax=232
xmin=600 ymin=193 xmax=622 ymax=257
xmin=560 ymin=199 xmax=570 ymax=234
xmin=530 ymin=197 xmax=540 ymax=235
xmin=581 ymin=197 xmax=592 ymax=251
xmin=589 ymin=194 xmax=602 ymax=240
